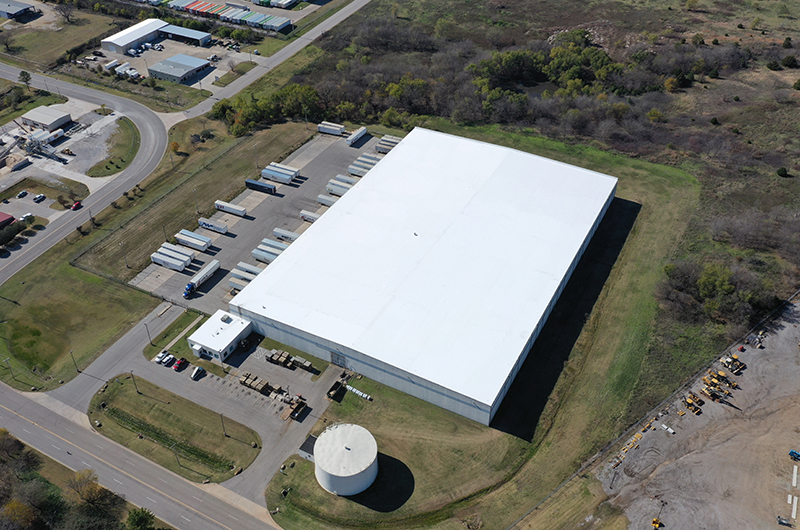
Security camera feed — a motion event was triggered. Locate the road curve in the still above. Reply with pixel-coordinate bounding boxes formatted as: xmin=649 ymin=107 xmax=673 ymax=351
xmin=0 ymin=64 xmax=168 ymax=286
xmin=0 ymin=384 xmax=279 ymax=530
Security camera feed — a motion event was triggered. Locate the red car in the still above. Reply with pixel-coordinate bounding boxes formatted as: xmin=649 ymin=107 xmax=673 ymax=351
xmin=71 ymin=201 xmax=82 ymax=210
xmin=173 ymin=357 xmax=188 ymax=371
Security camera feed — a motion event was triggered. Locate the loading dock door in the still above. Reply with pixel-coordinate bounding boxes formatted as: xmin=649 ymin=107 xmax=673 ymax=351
xmin=330 ymin=351 xmax=347 ymax=368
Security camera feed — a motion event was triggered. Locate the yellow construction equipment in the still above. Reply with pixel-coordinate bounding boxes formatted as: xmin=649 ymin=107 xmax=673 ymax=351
xmin=701 ymin=385 xmax=724 ymax=402
xmin=682 ymin=396 xmax=701 ymax=415
xmin=652 ymin=517 xmax=662 ymax=528
xmin=688 ymin=391 xmax=704 ymax=406
xmin=715 ymin=370 xmax=739 ymax=389
xmin=720 ymin=354 xmax=746 ymax=375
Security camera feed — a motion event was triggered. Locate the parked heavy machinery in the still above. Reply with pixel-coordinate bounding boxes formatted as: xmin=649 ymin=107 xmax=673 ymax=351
xmin=714 ymin=370 xmax=739 ymax=389
xmin=790 ymin=450 xmax=800 ymax=461
xmin=682 ymin=395 xmax=701 ymax=415
xmin=720 ymin=353 xmax=746 ymax=375
xmin=652 ymin=518 xmax=662 ymax=528
xmin=777 ymin=515 xmax=791 ymax=526
xmin=688 ymin=391 xmax=704 ymax=407
xmin=701 ymin=385 xmax=725 ymax=402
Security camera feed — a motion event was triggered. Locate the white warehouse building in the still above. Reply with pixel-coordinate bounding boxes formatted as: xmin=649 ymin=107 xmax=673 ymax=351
xmin=228 ymin=127 xmax=618 ymax=426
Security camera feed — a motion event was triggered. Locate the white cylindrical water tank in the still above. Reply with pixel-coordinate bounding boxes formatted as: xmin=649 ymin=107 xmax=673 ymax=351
xmin=314 ymin=423 xmax=378 ymax=496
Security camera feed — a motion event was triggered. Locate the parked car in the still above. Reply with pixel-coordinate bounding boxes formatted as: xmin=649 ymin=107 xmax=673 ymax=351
xmin=162 ymin=354 xmax=175 ymax=366
xmin=92 ymin=50 xmax=105 ymax=57
xmin=33 ymin=194 xmax=45 ymax=203
xmin=18 ymin=213 xmax=32 ymax=222
xmin=191 ymin=366 xmax=205 ymax=380
xmin=155 ymin=350 xmax=168 ymax=363
xmin=16 ymin=190 xmax=27 ymax=198
xmin=70 ymin=201 xmax=81 ymax=210
xmin=173 ymin=357 xmax=188 ymax=371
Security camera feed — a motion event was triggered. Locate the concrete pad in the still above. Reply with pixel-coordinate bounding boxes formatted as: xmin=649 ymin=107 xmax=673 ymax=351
xmin=21 ymin=393 xmax=92 ymax=430
xmin=36 ymin=160 xmax=115 ymax=194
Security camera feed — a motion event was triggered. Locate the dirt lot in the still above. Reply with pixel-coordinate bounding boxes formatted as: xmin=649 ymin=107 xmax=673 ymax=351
xmin=599 ymin=301 xmax=800 ymax=528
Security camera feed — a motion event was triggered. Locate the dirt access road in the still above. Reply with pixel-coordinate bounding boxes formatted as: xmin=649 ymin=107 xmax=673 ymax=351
xmin=599 ymin=302 xmax=800 ymax=528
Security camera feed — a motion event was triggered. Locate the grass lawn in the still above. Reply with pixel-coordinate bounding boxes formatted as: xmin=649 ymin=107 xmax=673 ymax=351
xmin=0 ymin=89 xmax=67 ymax=127
xmin=86 ymin=117 xmax=140 ymax=177
xmin=73 ymin=120 xmax=314 ymax=281
xmin=0 ymin=176 xmax=88 ymax=205
xmin=243 ymin=38 xmax=287 ymax=58
xmin=265 ymin=121 xmax=699 ymax=530
xmin=142 ymin=310 xmax=228 ymax=379
xmin=267 ymin=376 xmax=530 ymax=530
xmin=212 ymin=60 xmax=256 ymax=87
xmin=2 ymin=13 xmax=117 ymax=67
xmin=89 ymin=375 xmax=261 ymax=483
xmin=36 ymin=449 xmax=178 ymax=530
xmin=242 ymin=45 xmax=323 ymax=98
xmin=53 ymin=68 xmax=211 ymax=113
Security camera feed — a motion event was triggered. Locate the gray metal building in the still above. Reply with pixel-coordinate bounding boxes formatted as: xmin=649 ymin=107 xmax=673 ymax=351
xmin=147 ymin=54 xmax=211 ymax=83
xmin=0 ymin=0 xmax=34 ymax=19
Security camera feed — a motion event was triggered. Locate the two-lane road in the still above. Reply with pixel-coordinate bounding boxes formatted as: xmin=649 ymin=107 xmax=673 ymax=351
xmin=0 ymin=64 xmax=168 ymax=285
xmin=0 ymin=385 xmax=279 ymax=530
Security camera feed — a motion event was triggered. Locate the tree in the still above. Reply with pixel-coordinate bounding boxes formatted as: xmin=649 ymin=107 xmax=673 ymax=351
xmin=664 ymin=77 xmax=679 ymax=92
xmin=67 ymin=469 xmax=104 ymax=504
xmin=691 ymin=33 xmax=705 ymax=46
xmin=751 ymin=17 xmax=762 ymax=30
xmin=782 ymin=55 xmax=797 ymax=68
xmin=170 ymin=141 xmax=179 ymax=153
xmin=18 ymin=70 xmax=30 ymax=90
xmin=777 ymin=167 xmax=789 ymax=177
xmin=793 ymin=79 xmax=800 ymax=90
xmin=126 ymin=507 xmax=156 ymax=530
xmin=784 ymin=37 xmax=793 ymax=49
xmin=54 ymin=3 xmax=75 ymax=22
xmin=0 ymin=33 xmax=13 ymax=52
xmin=685 ymin=0 xmax=698 ymax=10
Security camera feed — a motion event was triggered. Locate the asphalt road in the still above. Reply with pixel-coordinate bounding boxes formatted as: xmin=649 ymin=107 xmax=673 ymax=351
xmin=0 ymin=383 xmax=279 ymax=530
xmin=0 ymin=65 xmax=168 ymax=286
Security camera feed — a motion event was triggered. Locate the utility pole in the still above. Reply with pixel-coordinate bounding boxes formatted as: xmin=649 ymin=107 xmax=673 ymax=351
xmin=170 ymin=443 xmax=180 ymax=467
xmin=4 ymin=358 xmax=15 ymax=380
xmin=220 ymin=413 xmax=228 ymax=437
xmin=69 ymin=350 xmax=79 ymax=373
xmin=144 ymin=322 xmax=153 ymax=346
xmin=120 ymin=242 xmax=129 ymax=268
xmin=193 ymin=188 xmax=199 ymax=214
xmin=130 ymin=370 xmax=140 ymax=394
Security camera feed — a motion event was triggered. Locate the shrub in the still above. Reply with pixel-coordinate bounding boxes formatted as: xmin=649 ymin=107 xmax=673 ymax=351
xmin=777 ymin=167 xmax=789 ymax=177
xmin=692 ymin=33 xmax=705 ymax=46
xmin=709 ymin=68 xmax=719 ymax=78
xmin=767 ymin=60 xmax=782 ymax=71
xmin=782 ymin=55 xmax=798 ymax=68
xmin=647 ymin=108 xmax=665 ymax=122
xmin=712 ymin=38 xmax=719 ymax=45
xmin=710 ymin=116 xmax=720 ymax=125
xmin=793 ymin=79 xmax=800 ymax=90
xmin=784 ymin=37 xmax=793 ymax=49
xmin=734 ymin=95 xmax=740 ymax=101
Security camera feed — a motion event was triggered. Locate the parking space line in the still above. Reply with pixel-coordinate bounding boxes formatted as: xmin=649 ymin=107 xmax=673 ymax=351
xmin=181 ymin=516 xmax=191 ymax=522
xmin=192 ymin=495 xmax=203 ymax=502
xmin=113 ymin=479 xmax=123 ymax=485
xmin=794 ymin=465 xmax=798 ymax=488
xmin=146 ymin=497 xmax=157 ymax=503
xmin=794 ymin=496 xmax=798 ymax=519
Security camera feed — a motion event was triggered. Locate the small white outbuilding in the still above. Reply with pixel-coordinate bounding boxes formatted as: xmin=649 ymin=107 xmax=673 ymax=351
xmin=314 ymin=423 xmax=378 ymax=496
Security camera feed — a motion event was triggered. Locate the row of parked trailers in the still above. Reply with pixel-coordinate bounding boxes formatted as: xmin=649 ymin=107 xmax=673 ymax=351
xmin=348 ymin=153 xmax=382 ymax=177
xmin=252 ymin=237 xmax=287 ymax=263
xmin=229 ymin=261 xmax=264 ymax=291
xmin=376 ymin=135 xmax=401 ymax=154
xmin=167 ymin=0 xmax=291 ymax=30
xmin=261 ymin=162 xmax=300 ymax=185
xmin=150 ymin=241 xmax=197 ymax=271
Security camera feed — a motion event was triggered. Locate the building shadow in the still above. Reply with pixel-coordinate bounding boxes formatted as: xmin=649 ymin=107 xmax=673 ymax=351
xmin=490 ymin=197 xmax=641 ymax=441
xmin=347 ymin=453 xmax=414 ymax=512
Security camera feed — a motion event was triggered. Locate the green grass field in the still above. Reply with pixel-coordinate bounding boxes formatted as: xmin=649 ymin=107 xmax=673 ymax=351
xmin=212 ymin=60 xmax=256 ymax=87
xmin=86 ymin=117 xmax=141 ymax=177
xmin=0 ymin=89 xmax=67 ymax=126
xmin=73 ymin=120 xmax=314 ymax=281
xmin=265 ymin=121 xmax=699 ymax=530
xmin=1 ymin=13 xmax=117 ymax=67
xmin=89 ymin=375 xmax=261 ymax=483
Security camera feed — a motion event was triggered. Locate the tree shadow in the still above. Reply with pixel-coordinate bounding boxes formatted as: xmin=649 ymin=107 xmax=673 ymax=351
xmin=346 ymin=453 xmax=414 ymax=512
xmin=490 ymin=197 xmax=641 ymax=441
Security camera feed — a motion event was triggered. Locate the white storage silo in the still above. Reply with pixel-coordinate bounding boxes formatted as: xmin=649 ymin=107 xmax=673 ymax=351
xmin=314 ymin=423 xmax=378 ymax=496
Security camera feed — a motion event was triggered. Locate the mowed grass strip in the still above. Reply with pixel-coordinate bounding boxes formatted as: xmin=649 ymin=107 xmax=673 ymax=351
xmin=0 ymin=248 xmax=157 ymax=391
xmin=86 ymin=117 xmax=140 ymax=177
xmin=73 ymin=120 xmax=313 ymax=281
xmin=267 ymin=376 xmax=530 ymax=529
xmin=266 ymin=121 xmax=699 ymax=530
xmin=90 ymin=374 xmax=261 ymax=483
xmin=212 ymin=61 xmax=257 ymax=87
xmin=2 ymin=13 xmax=117 ymax=66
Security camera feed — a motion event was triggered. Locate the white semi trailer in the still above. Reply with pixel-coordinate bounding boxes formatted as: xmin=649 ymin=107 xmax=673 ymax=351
xmin=198 ymin=217 xmax=229 ymax=234
xmin=151 ymin=252 xmax=185 ymax=272
xmin=214 ymin=200 xmax=246 ymax=217
xmin=183 ymin=259 xmax=220 ymax=298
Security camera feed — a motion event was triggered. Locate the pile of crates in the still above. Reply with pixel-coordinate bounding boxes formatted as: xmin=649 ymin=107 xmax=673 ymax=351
xmin=239 ymin=371 xmax=282 ymax=396
xmin=268 ymin=349 xmax=313 ymax=371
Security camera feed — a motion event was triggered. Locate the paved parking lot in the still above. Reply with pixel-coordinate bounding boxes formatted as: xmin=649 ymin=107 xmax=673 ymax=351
xmin=131 ymin=132 xmax=382 ymax=314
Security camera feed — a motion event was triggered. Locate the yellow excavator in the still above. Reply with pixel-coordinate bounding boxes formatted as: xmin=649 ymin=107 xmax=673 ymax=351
xmin=652 ymin=517 xmax=662 ymax=528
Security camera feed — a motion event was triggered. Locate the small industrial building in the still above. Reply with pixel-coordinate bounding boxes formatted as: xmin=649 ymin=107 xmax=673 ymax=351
xmin=228 ymin=127 xmax=618 ymax=426
xmin=147 ymin=54 xmax=211 ymax=83
xmin=20 ymin=106 xmax=71 ymax=132
xmin=187 ymin=310 xmax=251 ymax=362
xmin=0 ymin=212 xmax=14 ymax=230
xmin=314 ymin=424 xmax=378 ymax=496
xmin=0 ymin=0 xmax=34 ymax=19
xmin=101 ymin=19 xmax=168 ymax=53
xmin=158 ymin=25 xmax=211 ymax=46
xmin=100 ymin=19 xmax=211 ymax=53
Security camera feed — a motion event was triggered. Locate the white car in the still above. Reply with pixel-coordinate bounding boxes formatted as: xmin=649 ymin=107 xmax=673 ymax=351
xmin=162 ymin=354 xmax=175 ymax=366
xmin=191 ymin=366 xmax=205 ymax=380
xmin=155 ymin=350 xmax=168 ymax=363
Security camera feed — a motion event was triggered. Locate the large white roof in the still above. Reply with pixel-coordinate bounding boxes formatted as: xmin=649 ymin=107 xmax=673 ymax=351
xmin=21 ymin=106 xmax=70 ymax=126
xmin=230 ymin=127 xmax=617 ymax=406
xmin=101 ymin=19 xmax=167 ymax=47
